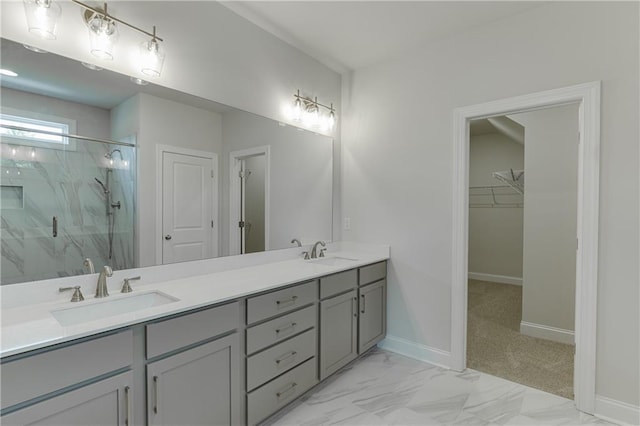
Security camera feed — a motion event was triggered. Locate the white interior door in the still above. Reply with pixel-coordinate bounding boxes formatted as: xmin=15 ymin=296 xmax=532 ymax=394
xmin=162 ymin=152 xmax=214 ymax=264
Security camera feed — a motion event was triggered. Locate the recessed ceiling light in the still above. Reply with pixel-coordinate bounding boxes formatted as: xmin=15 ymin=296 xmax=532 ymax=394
xmin=130 ymin=76 xmax=149 ymax=86
xmin=81 ymin=62 xmax=103 ymax=71
xmin=23 ymin=44 xmax=48 ymax=53
xmin=0 ymin=69 xmax=18 ymax=77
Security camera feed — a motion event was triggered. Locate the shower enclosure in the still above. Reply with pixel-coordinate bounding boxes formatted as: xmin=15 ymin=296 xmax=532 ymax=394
xmin=0 ymin=130 xmax=136 ymax=285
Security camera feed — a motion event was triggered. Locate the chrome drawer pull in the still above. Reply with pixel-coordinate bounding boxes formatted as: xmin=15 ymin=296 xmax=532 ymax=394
xmin=275 ymin=351 xmax=298 ymax=365
xmin=275 ymin=322 xmax=297 ymax=334
xmin=276 ymin=295 xmax=298 ymax=307
xmin=361 ymin=294 xmax=366 ymax=314
xmin=276 ymin=382 xmax=298 ymax=399
xmin=124 ymin=386 xmax=132 ymax=426
xmin=153 ymin=375 xmax=159 ymax=414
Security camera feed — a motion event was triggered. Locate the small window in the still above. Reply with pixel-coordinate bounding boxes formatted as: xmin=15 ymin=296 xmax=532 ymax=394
xmin=0 ymin=113 xmax=69 ymax=145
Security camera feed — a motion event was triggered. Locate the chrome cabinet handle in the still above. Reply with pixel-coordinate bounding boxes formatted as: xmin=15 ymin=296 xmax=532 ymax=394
xmin=52 ymin=216 xmax=58 ymax=237
xmin=153 ymin=375 xmax=159 ymax=414
xmin=353 ymin=297 xmax=357 ymax=317
xmin=276 ymin=295 xmax=298 ymax=307
xmin=164 ymin=234 xmax=172 ymax=240
xmin=276 ymin=382 xmax=298 ymax=399
xmin=124 ymin=386 xmax=132 ymax=426
xmin=275 ymin=322 xmax=297 ymax=335
xmin=275 ymin=351 xmax=297 ymax=365
xmin=361 ymin=294 xmax=366 ymax=314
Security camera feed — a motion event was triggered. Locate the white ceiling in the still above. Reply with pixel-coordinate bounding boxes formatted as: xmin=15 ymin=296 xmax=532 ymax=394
xmin=222 ymin=1 xmax=545 ymax=73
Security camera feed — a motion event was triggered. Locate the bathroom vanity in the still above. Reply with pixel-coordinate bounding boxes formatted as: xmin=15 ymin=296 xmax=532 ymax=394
xmin=0 ymin=244 xmax=388 ymax=425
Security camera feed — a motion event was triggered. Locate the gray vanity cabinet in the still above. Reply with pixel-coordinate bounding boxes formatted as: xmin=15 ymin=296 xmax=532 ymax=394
xmin=1 ymin=371 xmax=133 ymax=426
xmin=358 ymin=279 xmax=387 ymax=353
xmin=319 ymin=287 xmax=358 ymax=380
xmin=357 ymin=262 xmax=387 ymax=354
xmin=146 ymin=333 xmax=239 ymax=426
xmin=145 ymin=302 xmax=241 ymax=426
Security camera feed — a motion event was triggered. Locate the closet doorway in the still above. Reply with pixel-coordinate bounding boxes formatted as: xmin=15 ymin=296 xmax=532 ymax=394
xmin=466 ymin=105 xmax=578 ymax=399
xmin=450 ymin=82 xmax=601 ymax=414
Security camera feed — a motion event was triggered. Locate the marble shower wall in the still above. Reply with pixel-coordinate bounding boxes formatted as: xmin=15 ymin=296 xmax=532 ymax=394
xmin=0 ymin=138 xmax=136 ymax=284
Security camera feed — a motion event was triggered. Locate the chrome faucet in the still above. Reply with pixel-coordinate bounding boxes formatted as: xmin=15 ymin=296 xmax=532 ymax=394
xmin=83 ymin=258 xmax=95 ymax=274
xmin=311 ymin=241 xmax=326 ymax=259
xmin=291 ymin=238 xmax=302 ymax=247
xmin=95 ymin=265 xmax=113 ymax=298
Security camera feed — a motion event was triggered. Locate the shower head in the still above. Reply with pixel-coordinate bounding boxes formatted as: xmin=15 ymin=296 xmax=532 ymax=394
xmin=105 ymin=149 xmax=126 ymax=167
xmin=94 ymin=177 xmax=109 ymax=194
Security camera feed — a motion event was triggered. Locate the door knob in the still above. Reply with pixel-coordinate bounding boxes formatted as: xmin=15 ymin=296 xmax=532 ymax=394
xmin=164 ymin=234 xmax=172 ymax=240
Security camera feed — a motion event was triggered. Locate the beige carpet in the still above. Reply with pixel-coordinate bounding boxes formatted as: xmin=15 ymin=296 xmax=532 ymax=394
xmin=467 ymin=279 xmax=575 ymax=399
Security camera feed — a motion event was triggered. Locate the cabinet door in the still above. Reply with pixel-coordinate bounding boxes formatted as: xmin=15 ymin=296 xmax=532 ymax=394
xmin=358 ymin=280 xmax=387 ymax=353
xmin=146 ymin=333 xmax=239 ymax=426
xmin=319 ymin=289 xmax=358 ymax=380
xmin=2 ymin=371 xmax=133 ymax=426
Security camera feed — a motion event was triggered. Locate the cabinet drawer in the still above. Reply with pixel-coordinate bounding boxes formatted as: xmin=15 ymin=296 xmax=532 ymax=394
xmin=146 ymin=302 xmax=239 ymax=359
xmin=247 ymin=281 xmax=316 ymax=325
xmin=247 ymin=328 xmax=316 ymax=391
xmin=247 ymin=357 xmax=317 ymax=426
xmin=246 ymin=304 xmax=317 ymax=355
xmin=359 ymin=261 xmax=387 ymax=286
xmin=320 ymin=269 xmax=357 ymax=299
xmin=1 ymin=330 xmax=133 ymax=410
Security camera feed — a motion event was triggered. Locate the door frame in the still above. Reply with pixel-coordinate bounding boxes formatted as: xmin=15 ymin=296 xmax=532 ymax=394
xmin=229 ymin=146 xmax=270 ymax=256
xmin=155 ymin=145 xmax=219 ymax=265
xmin=450 ymin=81 xmax=601 ymax=413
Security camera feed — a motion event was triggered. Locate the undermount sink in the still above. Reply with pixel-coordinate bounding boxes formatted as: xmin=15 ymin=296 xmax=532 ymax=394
xmin=52 ymin=291 xmax=179 ymax=326
xmin=308 ymin=256 xmax=358 ymax=267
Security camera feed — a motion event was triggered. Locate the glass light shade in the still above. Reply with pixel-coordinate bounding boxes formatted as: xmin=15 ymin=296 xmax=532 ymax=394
xmin=88 ymin=17 xmax=118 ymax=60
xmin=328 ymin=110 xmax=336 ymax=130
xmin=292 ymin=98 xmax=302 ymax=121
xmin=23 ymin=0 xmax=61 ymax=40
xmin=139 ymin=39 xmax=165 ymax=77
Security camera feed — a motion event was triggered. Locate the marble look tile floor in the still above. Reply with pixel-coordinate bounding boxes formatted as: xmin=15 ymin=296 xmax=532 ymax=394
xmin=266 ymin=349 xmax=614 ymax=426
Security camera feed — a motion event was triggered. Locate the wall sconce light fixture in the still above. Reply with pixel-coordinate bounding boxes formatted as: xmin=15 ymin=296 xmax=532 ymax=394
xmin=291 ymin=90 xmax=336 ymax=132
xmin=23 ymin=0 xmax=62 ymax=40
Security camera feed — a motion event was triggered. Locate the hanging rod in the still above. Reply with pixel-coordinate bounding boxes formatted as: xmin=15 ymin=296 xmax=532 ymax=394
xmin=1 ymin=124 xmax=136 ymax=148
xmin=71 ymin=0 xmax=164 ymax=42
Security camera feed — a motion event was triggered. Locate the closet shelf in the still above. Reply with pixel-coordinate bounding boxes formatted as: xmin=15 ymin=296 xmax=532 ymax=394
xmin=469 ymin=185 xmax=523 ymax=208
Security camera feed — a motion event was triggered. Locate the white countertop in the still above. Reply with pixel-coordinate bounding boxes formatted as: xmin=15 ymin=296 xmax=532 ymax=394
xmin=1 ymin=243 xmax=389 ymax=358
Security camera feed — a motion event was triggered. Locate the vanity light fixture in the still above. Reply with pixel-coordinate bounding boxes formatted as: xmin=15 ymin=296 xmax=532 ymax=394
xmin=83 ymin=3 xmax=118 ymax=60
xmin=71 ymin=0 xmax=165 ymax=76
xmin=292 ymin=90 xmax=336 ymax=131
xmin=23 ymin=0 xmax=62 ymax=40
xmin=139 ymin=26 xmax=165 ymax=77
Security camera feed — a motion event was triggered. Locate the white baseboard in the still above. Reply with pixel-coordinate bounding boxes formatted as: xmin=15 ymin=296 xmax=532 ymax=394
xmin=468 ymin=272 xmax=522 ymax=286
xmin=520 ymin=321 xmax=575 ymax=345
xmin=595 ymin=395 xmax=640 ymax=425
xmin=378 ymin=335 xmax=452 ymax=370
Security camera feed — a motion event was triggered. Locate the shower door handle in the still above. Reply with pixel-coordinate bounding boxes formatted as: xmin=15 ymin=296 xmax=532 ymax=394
xmin=164 ymin=234 xmax=172 ymax=240
xmin=52 ymin=216 xmax=58 ymax=238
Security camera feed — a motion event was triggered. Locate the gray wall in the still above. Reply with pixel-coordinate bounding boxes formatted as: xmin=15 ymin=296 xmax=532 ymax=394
xmin=512 ymin=104 xmax=579 ymax=335
xmin=342 ymin=2 xmax=639 ymax=405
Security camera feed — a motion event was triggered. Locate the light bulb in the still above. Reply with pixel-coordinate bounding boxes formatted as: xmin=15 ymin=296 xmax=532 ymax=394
xmin=23 ymin=0 xmax=61 ymax=40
